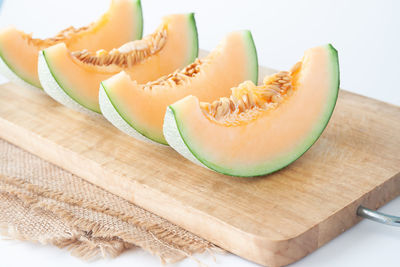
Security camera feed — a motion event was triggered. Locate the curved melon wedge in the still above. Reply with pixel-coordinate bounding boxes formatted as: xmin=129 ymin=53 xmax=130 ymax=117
xmin=164 ymin=44 xmax=340 ymax=177
xmin=100 ymin=30 xmax=258 ymax=145
xmin=0 ymin=0 xmax=143 ymax=90
xmin=39 ymin=13 xmax=198 ymax=115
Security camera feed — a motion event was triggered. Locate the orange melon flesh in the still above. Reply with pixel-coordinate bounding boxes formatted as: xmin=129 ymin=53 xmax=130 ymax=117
xmin=100 ymin=30 xmax=258 ymax=145
xmin=0 ymin=0 xmax=143 ymax=89
xmin=164 ymin=44 xmax=340 ymax=177
xmin=39 ymin=13 xmax=198 ymax=114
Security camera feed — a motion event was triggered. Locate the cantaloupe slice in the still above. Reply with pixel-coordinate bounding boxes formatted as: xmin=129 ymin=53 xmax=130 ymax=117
xmin=38 ymin=13 xmax=198 ymax=115
xmin=163 ymin=44 xmax=340 ymax=177
xmin=99 ymin=30 xmax=258 ymax=145
xmin=0 ymin=0 xmax=143 ymax=90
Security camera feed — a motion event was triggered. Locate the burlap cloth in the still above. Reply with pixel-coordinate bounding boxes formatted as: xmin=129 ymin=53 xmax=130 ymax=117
xmin=0 ymin=138 xmax=221 ymax=263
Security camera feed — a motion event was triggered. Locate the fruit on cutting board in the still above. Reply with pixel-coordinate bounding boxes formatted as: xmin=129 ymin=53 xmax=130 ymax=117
xmin=99 ymin=30 xmax=258 ymax=145
xmin=38 ymin=13 xmax=198 ymax=115
xmin=0 ymin=0 xmax=143 ymax=90
xmin=163 ymin=44 xmax=340 ymax=177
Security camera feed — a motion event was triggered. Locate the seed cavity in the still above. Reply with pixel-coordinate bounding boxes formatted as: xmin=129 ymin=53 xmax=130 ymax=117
xmin=200 ymin=66 xmax=301 ymax=126
xmin=24 ymin=25 xmax=91 ymax=48
xmin=142 ymin=58 xmax=203 ymax=91
xmin=71 ymin=27 xmax=168 ymax=68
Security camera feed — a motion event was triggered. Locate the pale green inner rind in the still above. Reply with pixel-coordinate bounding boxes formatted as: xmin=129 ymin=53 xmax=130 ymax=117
xmin=41 ymin=0 xmax=145 ymax=114
xmin=172 ymin=44 xmax=340 ymax=177
xmin=103 ymin=14 xmax=199 ymax=145
xmin=102 ymin=81 xmax=168 ymax=144
xmin=42 ymin=50 xmax=101 ymax=113
xmin=0 ymin=45 xmax=42 ymax=89
xmin=170 ymin=104 xmax=233 ymax=175
xmin=169 ymin=30 xmax=258 ymax=154
xmin=242 ymin=30 xmax=258 ymax=84
xmin=0 ymin=0 xmax=143 ymax=91
xmin=132 ymin=0 xmax=143 ymax=40
xmin=187 ymin=13 xmax=199 ymax=65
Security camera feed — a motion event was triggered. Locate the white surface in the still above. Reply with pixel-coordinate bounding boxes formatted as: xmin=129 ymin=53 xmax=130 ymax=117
xmin=0 ymin=0 xmax=399 ymax=266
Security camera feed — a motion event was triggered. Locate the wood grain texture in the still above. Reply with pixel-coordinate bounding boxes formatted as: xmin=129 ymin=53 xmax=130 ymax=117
xmin=0 ymin=66 xmax=399 ymax=266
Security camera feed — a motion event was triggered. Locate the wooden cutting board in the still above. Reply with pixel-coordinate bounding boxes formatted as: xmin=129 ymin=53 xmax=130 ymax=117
xmin=0 ymin=66 xmax=399 ymax=267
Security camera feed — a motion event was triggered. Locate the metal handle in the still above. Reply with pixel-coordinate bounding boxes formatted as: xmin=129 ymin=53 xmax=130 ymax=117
xmin=357 ymin=205 xmax=400 ymax=227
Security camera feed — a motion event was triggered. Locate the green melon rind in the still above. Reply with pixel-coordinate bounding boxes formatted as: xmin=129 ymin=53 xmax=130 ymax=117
xmin=102 ymin=28 xmax=256 ymax=146
xmin=0 ymin=0 xmax=143 ymax=91
xmin=132 ymin=0 xmax=143 ymax=40
xmin=242 ymin=30 xmax=258 ymax=84
xmin=186 ymin=13 xmax=199 ymax=66
xmin=0 ymin=48 xmax=42 ymax=90
xmin=38 ymin=51 xmax=102 ymax=117
xmin=164 ymin=106 xmax=204 ymax=166
xmin=165 ymin=44 xmax=340 ymax=177
xmin=37 ymin=0 xmax=143 ymax=114
xmin=99 ymin=82 xmax=166 ymax=145
xmin=99 ymin=13 xmax=199 ymax=145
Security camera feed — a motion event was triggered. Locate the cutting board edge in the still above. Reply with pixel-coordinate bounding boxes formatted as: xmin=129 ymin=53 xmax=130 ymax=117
xmin=215 ymin=171 xmax=400 ymax=267
xmin=1 ymin=109 xmax=399 ymax=267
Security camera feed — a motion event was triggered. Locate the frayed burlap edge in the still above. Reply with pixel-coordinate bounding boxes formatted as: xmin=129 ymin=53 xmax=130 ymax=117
xmin=0 ymin=139 xmax=224 ymax=264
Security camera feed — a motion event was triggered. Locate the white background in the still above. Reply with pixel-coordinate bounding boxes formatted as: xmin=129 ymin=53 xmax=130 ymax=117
xmin=0 ymin=0 xmax=399 ymax=266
